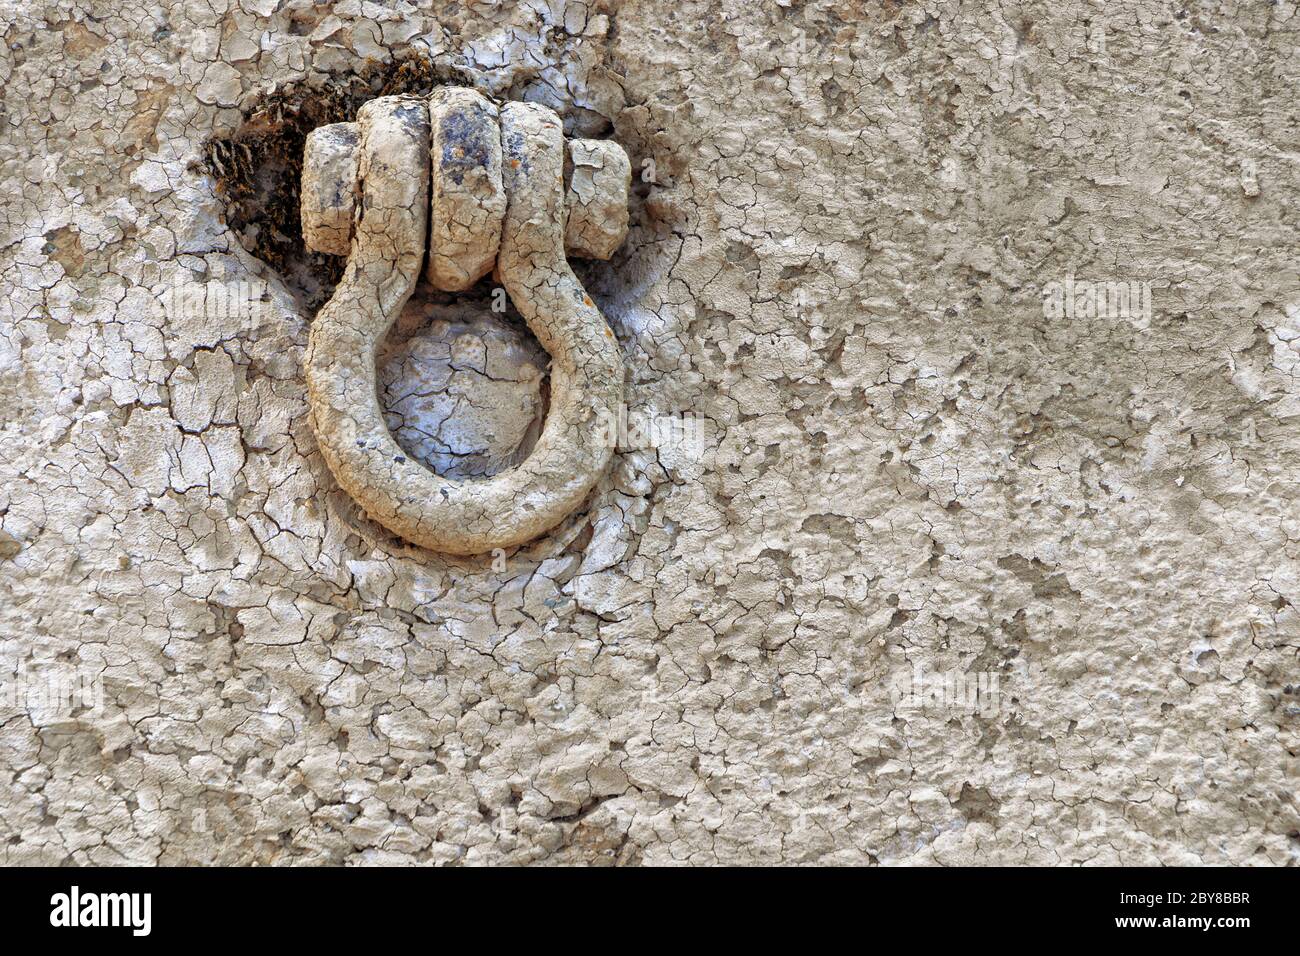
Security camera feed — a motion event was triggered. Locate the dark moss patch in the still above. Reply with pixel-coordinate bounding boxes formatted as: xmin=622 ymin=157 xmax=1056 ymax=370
xmin=438 ymin=106 xmax=496 ymax=186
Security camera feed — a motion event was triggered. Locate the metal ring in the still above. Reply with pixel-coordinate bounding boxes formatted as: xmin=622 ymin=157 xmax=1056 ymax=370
xmin=302 ymin=94 xmax=625 ymax=555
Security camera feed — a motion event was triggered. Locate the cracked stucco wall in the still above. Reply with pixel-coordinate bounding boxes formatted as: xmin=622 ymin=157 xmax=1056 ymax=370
xmin=1 ymin=0 xmax=1298 ymax=865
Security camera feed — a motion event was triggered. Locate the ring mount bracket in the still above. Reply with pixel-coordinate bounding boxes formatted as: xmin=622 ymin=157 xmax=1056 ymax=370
xmin=300 ymin=91 xmax=631 ymax=556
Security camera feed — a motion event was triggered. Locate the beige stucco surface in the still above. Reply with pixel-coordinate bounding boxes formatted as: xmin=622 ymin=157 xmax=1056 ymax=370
xmin=1 ymin=0 xmax=1297 ymax=864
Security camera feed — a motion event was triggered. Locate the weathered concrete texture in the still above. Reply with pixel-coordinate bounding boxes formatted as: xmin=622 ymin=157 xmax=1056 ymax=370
xmin=0 ymin=0 xmax=1297 ymax=865
xmin=379 ymin=300 xmax=547 ymax=482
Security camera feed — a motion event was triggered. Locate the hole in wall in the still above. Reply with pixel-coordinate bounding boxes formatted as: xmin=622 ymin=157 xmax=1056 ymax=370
xmin=204 ymin=52 xmax=474 ymax=308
